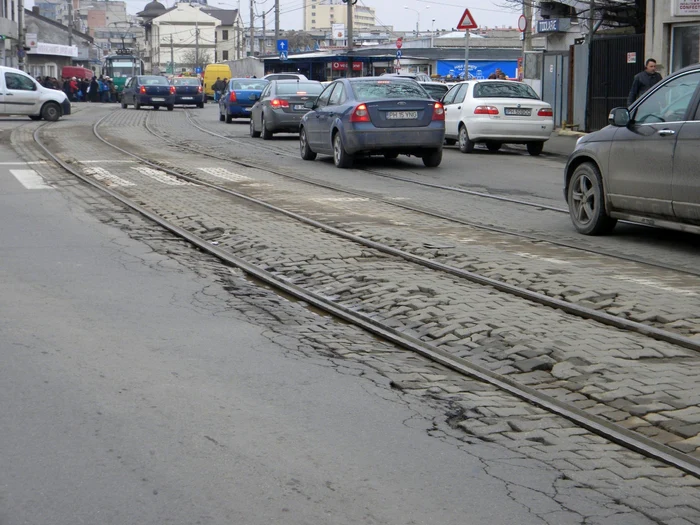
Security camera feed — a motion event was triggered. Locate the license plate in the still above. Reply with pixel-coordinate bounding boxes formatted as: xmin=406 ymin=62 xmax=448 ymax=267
xmin=387 ymin=111 xmax=418 ymax=120
xmin=152 ymin=97 xmax=165 ymax=102
xmin=504 ymin=108 xmax=531 ymax=116
xmin=182 ymin=97 xmax=193 ymax=100
xmin=294 ymin=104 xmax=306 ymax=110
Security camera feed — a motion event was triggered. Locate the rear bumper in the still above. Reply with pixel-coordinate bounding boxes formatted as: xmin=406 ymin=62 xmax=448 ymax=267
xmin=343 ymin=125 xmax=445 ymax=155
xmin=266 ymin=110 xmax=306 ymax=132
xmin=136 ymin=95 xmax=174 ymax=106
xmin=61 ymin=99 xmax=71 ymax=116
xmin=466 ymin=118 xmax=553 ymax=142
xmin=226 ymin=103 xmax=254 ymax=116
xmin=174 ymin=94 xmax=204 ymax=105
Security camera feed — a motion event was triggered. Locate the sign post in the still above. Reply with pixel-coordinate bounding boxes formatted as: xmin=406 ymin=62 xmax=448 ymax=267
xmin=457 ymin=8 xmax=477 ymax=80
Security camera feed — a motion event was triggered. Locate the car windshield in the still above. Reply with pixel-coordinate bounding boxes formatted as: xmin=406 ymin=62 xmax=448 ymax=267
xmin=172 ymin=78 xmax=200 ymax=86
xmin=232 ymin=80 xmax=268 ymax=90
xmin=276 ymin=82 xmax=323 ymax=95
xmin=422 ymin=84 xmax=448 ymax=100
xmin=351 ymin=80 xmax=429 ymax=100
xmin=140 ymin=76 xmax=169 ymax=86
xmin=474 ymin=82 xmax=539 ymax=99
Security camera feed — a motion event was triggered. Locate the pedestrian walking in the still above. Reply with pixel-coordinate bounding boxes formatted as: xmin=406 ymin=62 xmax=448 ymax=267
xmin=213 ymin=77 xmax=222 ymax=102
xmin=89 ymin=77 xmax=100 ymax=103
xmin=627 ymin=58 xmax=663 ymax=106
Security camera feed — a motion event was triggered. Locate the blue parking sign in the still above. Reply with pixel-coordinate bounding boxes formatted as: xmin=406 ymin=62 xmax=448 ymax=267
xmin=195 ymin=67 xmax=202 ymax=74
xmin=277 ymin=39 xmax=288 ymax=52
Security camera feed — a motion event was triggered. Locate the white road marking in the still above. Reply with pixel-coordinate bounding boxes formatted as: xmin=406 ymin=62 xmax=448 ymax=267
xmin=83 ymin=167 xmax=135 ymax=187
xmin=80 ymin=160 xmax=135 ymax=164
xmin=198 ymin=167 xmax=252 ymax=182
xmin=131 ymin=166 xmax=192 ymax=186
xmin=515 ymin=252 xmax=570 ymax=265
xmin=613 ymin=276 xmax=698 ymax=296
xmin=0 ymin=161 xmax=46 ymax=165
xmin=9 ymin=169 xmax=50 ymax=190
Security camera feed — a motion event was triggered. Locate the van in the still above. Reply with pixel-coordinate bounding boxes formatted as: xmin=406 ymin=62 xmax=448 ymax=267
xmin=61 ymin=66 xmax=93 ymax=80
xmin=203 ymin=63 xmax=232 ymax=100
xmin=0 ymin=66 xmax=71 ymax=121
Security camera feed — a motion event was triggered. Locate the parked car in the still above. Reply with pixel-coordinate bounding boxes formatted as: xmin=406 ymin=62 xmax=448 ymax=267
xmin=263 ymin=73 xmax=308 ymax=82
xmin=442 ymin=80 xmax=553 ymax=155
xmin=249 ymin=79 xmax=324 ymax=139
xmin=218 ymin=78 xmax=268 ymax=122
xmin=381 ymin=72 xmax=433 ymax=83
xmin=121 ymin=75 xmax=175 ymax=110
xmin=170 ymin=77 xmax=205 ymax=107
xmin=0 ymin=65 xmax=71 ymax=121
xmin=299 ymin=77 xmax=445 ymax=169
xmin=420 ymin=81 xmax=449 ymax=101
xmin=565 ymin=64 xmax=700 ymax=236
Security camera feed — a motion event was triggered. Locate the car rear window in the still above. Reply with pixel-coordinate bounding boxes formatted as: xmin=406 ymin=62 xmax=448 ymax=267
xmin=140 ymin=76 xmax=169 ymax=86
xmin=172 ymin=78 xmax=200 ymax=86
xmin=276 ymin=82 xmax=323 ymax=95
xmin=232 ymin=80 xmax=268 ymax=90
xmin=474 ymin=82 xmax=539 ymax=99
xmin=422 ymin=84 xmax=448 ymax=99
xmin=269 ymin=75 xmax=302 ymax=80
xmin=351 ymin=80 xmax=429 ymax=100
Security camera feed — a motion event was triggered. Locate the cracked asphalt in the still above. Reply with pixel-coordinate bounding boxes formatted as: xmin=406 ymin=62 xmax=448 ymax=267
xmin=2 ymin=106 xmax=700 ymax=524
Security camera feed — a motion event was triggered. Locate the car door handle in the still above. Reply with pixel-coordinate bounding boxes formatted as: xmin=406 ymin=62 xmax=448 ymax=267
xmin=457 ymin=106 xmax=461 ymax=109
xmin=658 ymin=129 xmax=676 ymax=136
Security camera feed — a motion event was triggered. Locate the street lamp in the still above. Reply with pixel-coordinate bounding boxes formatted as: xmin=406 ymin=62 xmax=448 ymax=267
xmin=403 ymin=5 xmax=429 ymax=35
xmin=430 ymin=18 xmax=435 ymax=48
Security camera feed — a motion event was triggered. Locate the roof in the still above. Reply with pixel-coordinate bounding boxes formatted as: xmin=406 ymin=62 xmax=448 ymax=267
xmin=201 ymin=8 xmax=239 ymax=26
xmin=25 ymin=8 xmax=93 ymax=42
xmin=353 ymin=47 xmax=522 ymax=61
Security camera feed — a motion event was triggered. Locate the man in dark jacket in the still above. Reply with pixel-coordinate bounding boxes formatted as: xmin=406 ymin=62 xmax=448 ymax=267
xmin=627 ymin=58 xmax=663 ymax=106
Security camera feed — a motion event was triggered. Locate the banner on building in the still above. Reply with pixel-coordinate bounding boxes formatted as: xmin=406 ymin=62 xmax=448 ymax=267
xmin=28 ymin=42 xmax=78 ymax=57
xmin=332 ymin=24 xmax=346 ymax=41
xmin=437 ymin=60 xmax=517 ymax=79
xmin=674 ymin=0 xmax=700 ymax=15
xmin=25 ymin=33 xmax=38 ymax=49
xmin=331 ymin=61 xmax=362 ymax=71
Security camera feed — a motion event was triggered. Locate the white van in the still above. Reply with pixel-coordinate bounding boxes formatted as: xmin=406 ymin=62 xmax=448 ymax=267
xmin=0 ymin=66 xmax=71 ymax=121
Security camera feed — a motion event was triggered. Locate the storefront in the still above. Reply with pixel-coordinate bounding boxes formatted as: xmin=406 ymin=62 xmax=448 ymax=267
xmin=647 ymin=0 xmax=700 ymax=73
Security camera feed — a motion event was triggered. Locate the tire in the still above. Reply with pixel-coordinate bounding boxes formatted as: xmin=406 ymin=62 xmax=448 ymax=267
xmin=197 ymin=103 xmax=204 ymax=109
xmin=250 ymin=117 xmax=261 ymax=138
xmin=422 ymin=148 xmax=443 ymax=168
xmin=41 ymin=102 xmax=61 ymax=122
xmin=134 ymin=101 xmax=141 ymax=110
xmin=225 ymin=111 xmax=233 ymax=123
xmin=486 ymin=142 xmax=502 ymax=152
xmin=153 ymin=105 xmax=160 ymax=110
xmin=121 ymin=101 xmax=127 ymax=109
xmin=333 ymin=132 xmax=353 ymax=169
xmin=458 ymin=125 xmax=475 ymax=153
xmin=444 ymin=139 xmax=456 ymax=146
xmin=527 ymin=142 xmax=544 ymax=156
xmin=567 ymin=162 xmax=617 ymax=235
xmin=383 ymin=152 xmax=399 ymax=159
xmin=260 ymin=114 xmax=273 ymax=140
xmin=167 ymin=105 xmax=174 ymax=111
xmin=299 ymin=127 xmax=317 ymax=161
xmin=219 ymin=109 xmax=225 ymax=122
xmin=29 ymin=115 xmax=42 ymax=121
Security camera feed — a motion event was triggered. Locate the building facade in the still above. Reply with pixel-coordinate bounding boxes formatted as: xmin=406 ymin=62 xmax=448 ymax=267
xmin=1 ymin=0 xmax=19 ymax=67
xmin=647 ymin=0 xmax=700 ymax=74
xmin=201 ymin=7 xmax=242 ymax=62
xmin=303 ymin=0 xmax=376 ymax=31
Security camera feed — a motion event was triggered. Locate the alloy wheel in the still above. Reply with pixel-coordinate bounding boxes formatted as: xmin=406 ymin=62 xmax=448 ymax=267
xmin=571 ymin=173 xmax=597 ymax=225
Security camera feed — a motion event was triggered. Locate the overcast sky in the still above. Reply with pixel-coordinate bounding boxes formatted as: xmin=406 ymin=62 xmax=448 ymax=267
xmin=27 ymin=0 xmax=522 ymax=33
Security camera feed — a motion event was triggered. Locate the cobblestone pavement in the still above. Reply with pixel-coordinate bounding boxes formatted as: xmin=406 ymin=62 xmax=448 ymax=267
xmin=12 ymin=116 xmax=700 ymax=524
xmin=27 ymin=108 xmax=700 ymax=462
xmin=182 ymin=107 xmax=700 ymax=276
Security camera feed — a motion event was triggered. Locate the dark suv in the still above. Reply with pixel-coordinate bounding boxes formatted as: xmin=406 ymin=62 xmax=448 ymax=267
xmin=565 ymin=64 xmax=700 ymax=235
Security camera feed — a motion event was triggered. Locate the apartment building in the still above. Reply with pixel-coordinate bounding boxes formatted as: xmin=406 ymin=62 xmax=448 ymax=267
xmin=1 ymin=0 xmax=19 ymax=67
xmin=303 ymin=0 xmax=376 ymax=31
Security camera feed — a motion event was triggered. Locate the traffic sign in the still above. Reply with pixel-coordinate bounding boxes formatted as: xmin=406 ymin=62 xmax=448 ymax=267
xmin=457 ymin=8 xmax=478 ymax=30
xmin=280 ymin=50 xmax=288 ymax=61
xmin=277 ymin=39 xmax=288 ymax=52
xmin=518 ymin=14 xmax=527 ymax=32
xmin=195 ymin=67 xmax=202 ymax=74
xmin=396 ymin=37 xmax=403 ymax=49
xmin=396 ymin=50 xmax=402 ymax=59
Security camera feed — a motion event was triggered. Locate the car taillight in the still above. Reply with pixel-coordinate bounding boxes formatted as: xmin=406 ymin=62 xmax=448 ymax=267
xmin=538 ymin=108 xmax=553 ymax=117
xmin=474 ymin=106 xmax=499 ymax=115
xmin=170 ymin=86 xmax=176 ymax=95
xmin=270 ymin=99 xmax=289 ymax=108
xmin=432 ymin=102 xmax=445 ymax=121
xmin=139 ymin=85 xmax=146 ymax=94
xmin=198 ymin=85 xmax=202 ymax=94
xmin=229 ymin=91 xmax=237 ymax=102
xmin=350 ymin=103 xmax=370 ymax=123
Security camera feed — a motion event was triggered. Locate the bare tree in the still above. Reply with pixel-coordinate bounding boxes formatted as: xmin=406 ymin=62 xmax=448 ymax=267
xmin=178 ymin=49 xmax=214 ymax=71
xmin=499 ymin=0 xmax=645 ymax=34
xmin=285 ymin=30 xmax=316 ymax=52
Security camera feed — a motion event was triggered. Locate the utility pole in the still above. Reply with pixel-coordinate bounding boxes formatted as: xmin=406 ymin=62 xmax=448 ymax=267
xmin=68 ymin=0 xmax=74 ymax=46
xmin=274 ymin=0 xmax=279 ymax=48
xmin=249 ymin=0 xmax=254 ymax=56
xmin=523 ymin=0 xmax=532 ymax=52
xmin=262 ymin=11 xmax=266 ymax=56
xmin=587 ymin=0 xmax=595 ymax=44
xmin=195 ymin=20 xmax=200 ymax=72
xmin=346 ymin=0 xmax=352 ymax=77
xmin=170 ymin=34 xmax=174 ymax=73
xmin=17 ymin=0 xmax=25 ymax=70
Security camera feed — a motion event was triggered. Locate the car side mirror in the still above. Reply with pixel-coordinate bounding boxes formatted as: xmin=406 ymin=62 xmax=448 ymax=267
xmin=304 ymin=100 xmax=315 ymax=109
xmin=608 ymin=107 xmax=631 ymax=127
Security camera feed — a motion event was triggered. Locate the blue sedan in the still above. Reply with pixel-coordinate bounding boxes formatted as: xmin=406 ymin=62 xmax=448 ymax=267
xmin=219 ymin=78 xmax=268 ymax=122
xmin=299 ymin=77 xmax=445 ymax=168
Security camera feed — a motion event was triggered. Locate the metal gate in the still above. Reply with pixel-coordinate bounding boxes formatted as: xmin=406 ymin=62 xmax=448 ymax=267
xmin=541 ymin=52 xmax=569 ymax=128
xmin=587 ymin=34 xmax=645 ymax=131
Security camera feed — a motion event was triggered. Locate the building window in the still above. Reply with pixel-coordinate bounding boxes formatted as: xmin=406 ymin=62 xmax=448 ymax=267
xmin=222 ymin=29 xmax=228 ymax=40
xmin=672 ymin=25 xmax=700 ymax=73
xmin=222 ymin=50 xmax=229 ymax=60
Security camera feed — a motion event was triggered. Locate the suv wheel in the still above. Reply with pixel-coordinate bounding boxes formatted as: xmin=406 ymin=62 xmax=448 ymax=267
xmin=568 ymin=162 xmax=617 ymax=235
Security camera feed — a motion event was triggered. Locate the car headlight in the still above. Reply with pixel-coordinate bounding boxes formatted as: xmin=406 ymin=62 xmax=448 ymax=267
xmin=576 ymin=136 xmax=584 ymax=147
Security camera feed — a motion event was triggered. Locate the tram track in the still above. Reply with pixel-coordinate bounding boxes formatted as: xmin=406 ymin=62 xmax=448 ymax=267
xmin=30 ymin=113 xmax=700 ymax=478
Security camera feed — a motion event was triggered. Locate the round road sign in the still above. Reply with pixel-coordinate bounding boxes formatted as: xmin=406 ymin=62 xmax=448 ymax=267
xmin=518 ymin=15 xmax=527 ymax=33
xmin=396 ymin=38 xmax=403 ymax=49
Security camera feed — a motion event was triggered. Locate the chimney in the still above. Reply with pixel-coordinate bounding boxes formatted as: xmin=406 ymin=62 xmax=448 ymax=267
xmin=32 ymin=6 xmax=40 ymax=15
